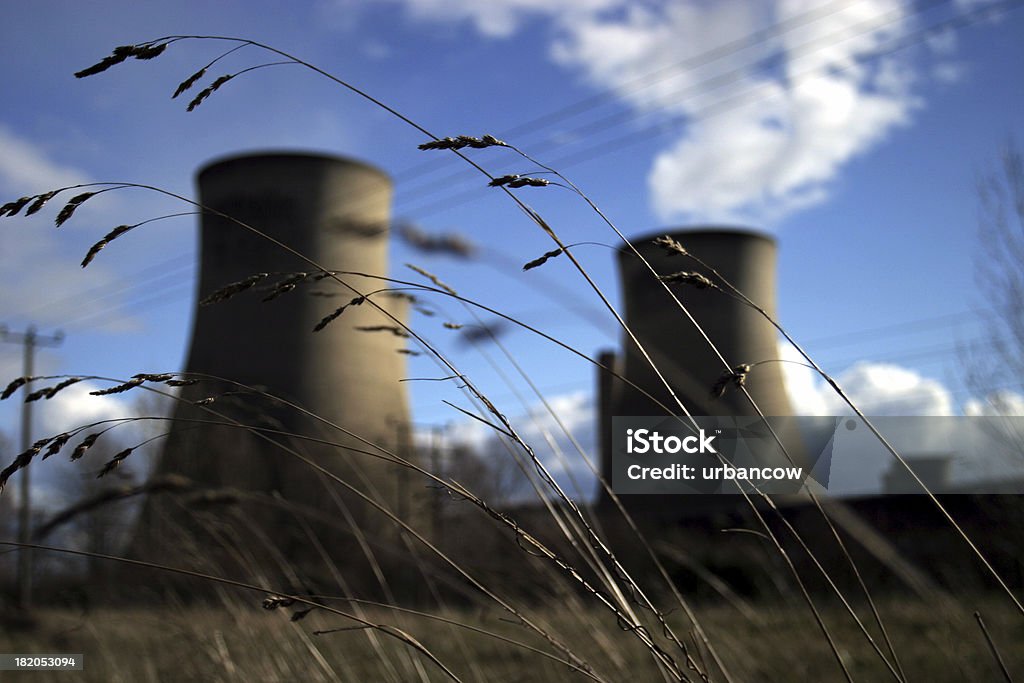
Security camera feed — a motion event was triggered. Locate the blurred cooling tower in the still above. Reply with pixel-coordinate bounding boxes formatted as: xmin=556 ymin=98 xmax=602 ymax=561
xmin=598 ymin=228 xmax=800 ymax=510
xmin=129 ymin=153 xmax=417 ymax=588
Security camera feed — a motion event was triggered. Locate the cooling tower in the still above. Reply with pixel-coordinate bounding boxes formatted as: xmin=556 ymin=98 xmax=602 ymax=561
xmin=598 ymin=228 xmax=801 ymax=511
xmin=129 ymin=152 xmax=417 ymax=591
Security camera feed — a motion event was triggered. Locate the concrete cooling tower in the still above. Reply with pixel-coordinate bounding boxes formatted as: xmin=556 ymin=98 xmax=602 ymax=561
xmin=129 ymin=153 xmax=417 ymax=591
xmin=598 ymin=228 xmax=802 ymax=512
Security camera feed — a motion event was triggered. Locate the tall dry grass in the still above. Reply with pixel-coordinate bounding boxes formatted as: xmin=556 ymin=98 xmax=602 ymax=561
xmin=0 ymin=35 xmax=1021 ymax=682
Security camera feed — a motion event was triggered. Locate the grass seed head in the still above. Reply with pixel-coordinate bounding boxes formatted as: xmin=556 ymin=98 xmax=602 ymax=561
xmin=0 ymin=196 xmax=33 ymax=218
xmin=82 ymin=224 xmax=134 ymax=267
xmin=489 ymin=175 xmax=549 ymax=188
xmin=97 ymin=448 xmax=134 ymax=478
xmin=70 ymin=433 xmax=101 ymax=461
xmin=25 ymin=386 xmax=53 ymax=403
xmin=263 ymin=595 xmax=296 ymax=610
xmin=200 ymin=273 xmax=270 ymax=305
xmin=25 ymin=190 xmax=60 ymax=217
xmin=418 ymin=134 xmax=507 ymax=151
xmin=657 ymin=271 xmax=716 ymax=290
xmin=74 ymin=47 xmax=132 ymax=78
xmin=313 ymin=296 xmax=364 ymax=332
xmin=75 ymin=43 xmax=168 ymax=79
xmin=398 ymin=224 xmax=476 ymax=258
xmin=1 ymin=376 xmax=39 ymax=400
xmin=133 ymin=373 xmax=174 ymax=382
xmin=711 ymin=363 xmax=753 ymax=399
xmin=187 ymin=74 xmax=233 ymax=112
xmin=44 ymin=377 xmax=83 ymax=399
xmin=55 ymin=192 xmax=97 ymax=227
xmin=653 ymin=235 xmax=687 ymax=257
xmin=0 ymin=440 xmax=51 ymax=491
xmin=90 ymin=377 xmax=145 ymax=396
xmin=355 ymin=325 xmax=410 ymax=338
xmin=406 ymin=263 xmax=457 ymax=296
xmin=43 ymin=433 xmax=72 ymax=460
xmin=132 ymin=43 xmax=167 ymax=60
xmin=262 ymin=273 xmax=309 ymax=302
xmin=523 ymin=248 xmax=564 ymax=271
xmin=173 ymin=68 xmax=207 ymax=98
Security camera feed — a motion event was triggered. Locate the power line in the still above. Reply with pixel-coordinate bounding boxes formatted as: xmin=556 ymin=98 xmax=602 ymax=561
xmin=60 ymin=281 xmax=194 ymax=331
xmin=18 ymin=252 xmax=194 ymax=322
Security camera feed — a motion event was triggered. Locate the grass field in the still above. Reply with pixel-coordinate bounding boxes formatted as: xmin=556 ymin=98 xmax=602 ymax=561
xmin=2 ymin=596 xmax=1021 ymax=682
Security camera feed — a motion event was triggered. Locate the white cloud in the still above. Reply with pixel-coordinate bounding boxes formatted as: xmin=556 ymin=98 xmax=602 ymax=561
xmin=782 ymin=344 xmax=956 ymax=417
xmin=34 ymin=380 xmax=139 ymax=437
xmin=0 ymin=124 xmax=90 ymax=196
xmin=376 ymin=0 xmax=957 ymax=224
xmin=779 ymin=340 xmax=830 ymax=416
xmin=0 ymin=125 xmax=142 ymax=333
xmin=390 ymin=0 xmax=618 ymax=37
xmin=964 ymin=390 xmax=1024 ymax=417
xmin=829 ymin=362 xmax=954 ymax=415
xmin=642 ymin=0 xmax=918 ymax=223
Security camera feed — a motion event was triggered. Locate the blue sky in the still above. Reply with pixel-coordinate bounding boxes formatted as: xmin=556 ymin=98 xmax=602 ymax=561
xmin=1 ymin=0 xmax=1023 ymax=500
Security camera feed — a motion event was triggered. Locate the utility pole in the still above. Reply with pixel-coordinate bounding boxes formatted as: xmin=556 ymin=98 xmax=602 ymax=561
xmin=1 ymin=324 xmax=64 ymax=609
xmin=431 ymin=425 xmax=444 ymax=544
